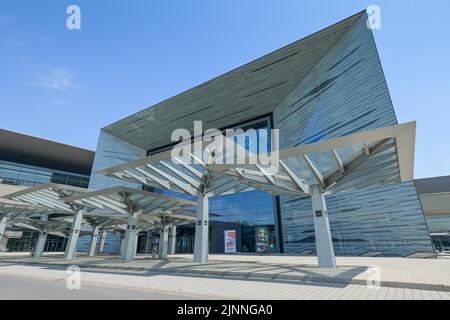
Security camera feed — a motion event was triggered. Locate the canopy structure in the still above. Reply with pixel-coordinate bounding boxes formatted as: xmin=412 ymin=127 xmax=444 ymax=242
xmin=97 ymin=147 xmax=253 ymax=198
xmin=208 ymin=122 xmax=415 ymax=196
xmin=98 ymin=122 xmax=416 ymax=268
xmin=0 ymin=198 xmax=90 ymax=256
xmin=0 ymin=198 xmax=52 ymax=222
xmin=0 ymin=182 xmax=200 ymax=260
xmin=0 ymin=197 xmax=58 ymax=254
xmin=97 ymin=140 xmax=255 ymax=263
xmin=0 ymin=186 xmax=116 ymax=238
xmin=1 ymin=183 xmax=93 ymax=258
xmin=2 ymin=183 xmax=89 ymax=214
xmin=62 ymin=186 xmax=197 ymax=260
xmin=63 ymin=186 xmax=196 ymax=216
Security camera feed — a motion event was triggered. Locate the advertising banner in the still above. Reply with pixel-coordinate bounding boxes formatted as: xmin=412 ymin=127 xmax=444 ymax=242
xmin=224 ymin=230 xmax=236 ymax=253
xmin=255 ymin=226 xmax=269 ymax=253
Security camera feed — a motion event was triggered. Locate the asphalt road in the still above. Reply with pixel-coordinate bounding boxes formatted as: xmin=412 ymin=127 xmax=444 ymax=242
xmin=0 ymin=274 xmax=197 ymax=300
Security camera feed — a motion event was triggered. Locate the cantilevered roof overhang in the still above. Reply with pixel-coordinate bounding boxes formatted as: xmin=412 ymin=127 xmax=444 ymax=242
xmin=208 ymin=122 xmax=416 ymax=196
xmin=102 ymin=11 xmax=366 ymax=151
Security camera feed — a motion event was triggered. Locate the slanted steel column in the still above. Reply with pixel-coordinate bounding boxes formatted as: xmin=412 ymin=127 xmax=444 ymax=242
xmin=310 ymin=185 xmax=336 ymax=268
xmin=34 ymin=231 xmax=48 ymax=258
xmin=168 ymin=226 xmax=176 ymax=255
xmin=0 ymin=218 xmax=7 ymax=241
xmin=158 ymin=226 xmax=169 ymax=260
xmin=135 ymin=233 xmax=139 ymax=254
xmin=34 ymin=215 xmax=48 ymax=258
xmin=193 ymin=195 xmax=209 ymax=264
xmin=122 ymin=214 xmax=138 ymax=261
xmin=97 ymin=229 xmax=107 ymax=254
xmin=144 ymin=231 xmax=153 ymax=254
xmin=119 ymin=233 xmax=126 ymax=256
xmin=0 ymin=218 xmax=7 ymax=253
xmin=65 ymin=210 xmax=83 ymax=260
xmin=88 ymin=226 xmax=100 ymax=257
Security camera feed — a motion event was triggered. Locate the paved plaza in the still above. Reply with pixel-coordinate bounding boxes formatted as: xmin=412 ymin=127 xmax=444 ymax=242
xmin=1 ymin=253 xmax=449 ymax=298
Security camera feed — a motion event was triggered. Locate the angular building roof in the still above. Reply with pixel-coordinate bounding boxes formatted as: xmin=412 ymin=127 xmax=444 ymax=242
xmin=103 ymin=11 xmax=366 ymax=151
xmin=415 ymin=176 xmax=450 ymax=195
xmin=0 ymin=128 xmax=95 ymax=175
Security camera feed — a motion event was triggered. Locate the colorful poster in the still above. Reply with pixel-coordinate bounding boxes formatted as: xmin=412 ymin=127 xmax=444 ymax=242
xmin=224 ymin=230 xmax=236 ymax=253
xmin=255 ymin=226 xmax=269 ymax=253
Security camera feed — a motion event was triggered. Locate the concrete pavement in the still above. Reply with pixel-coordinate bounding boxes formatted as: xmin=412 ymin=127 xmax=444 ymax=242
xmin=0 ymin=264 xmax=448 ymax=300
xmin=1 ymin=253 xmax=449 ymax=292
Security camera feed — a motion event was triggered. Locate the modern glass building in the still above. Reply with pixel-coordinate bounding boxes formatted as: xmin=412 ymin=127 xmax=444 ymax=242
xmin=88 ymin=11 xmax=434 ymax=257
xmin=0 ymin=128 xmax=94 ymax=252
xmin=416 ymin=176 xmax=450 ymax=252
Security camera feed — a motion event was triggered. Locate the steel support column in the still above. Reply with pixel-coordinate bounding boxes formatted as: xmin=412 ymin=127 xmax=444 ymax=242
xmin=0 ymin=218 xmax=7 ymax=253
xmin=34 ymin=215 xmax=49 ymax=258
xmin=65 ymin=210 xmax=83 ymax=260
xmin=193 ymin=195 xmax=209 ymax=264
xmin=122 ymin=214 xmax=138 ymax=261
xmin=0 ymin=218 xmax=7 ymax=242
xmin=310 ymin=185 xmax=336 ymax=268
xmin=98 ymin=229 xmax=107 ymax=254
xmin=144 ymin=231 xmax=153 ymax=254
xmin=119 ymin=233 xmax=126 ymax=256
xmin=168 ymin=226 xmax=176 ymax=255
xmin=34 ymin=230 xmax=48 ymax=258
xmin=158 ymin=226 xmax=169 ymax=260
xmin=88 ymin=226 xmax=100 ymax=257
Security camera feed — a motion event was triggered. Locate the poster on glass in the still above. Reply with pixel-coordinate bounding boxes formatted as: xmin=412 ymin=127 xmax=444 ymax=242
xmin=224 ymin=230 xmax=236 ymax=253
xmin=256 ymin=226 xmax=269 ymax=253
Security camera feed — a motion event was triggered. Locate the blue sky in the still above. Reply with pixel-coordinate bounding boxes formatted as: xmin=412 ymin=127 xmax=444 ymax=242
xmin=0 ymin=0 xmax=449 ymax=179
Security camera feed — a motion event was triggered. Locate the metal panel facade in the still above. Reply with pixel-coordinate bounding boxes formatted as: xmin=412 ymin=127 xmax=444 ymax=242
xmin=82 ymin=131 xmax=147 ymax=254
xmin=274 ymin=14 xmax=432 ymax=256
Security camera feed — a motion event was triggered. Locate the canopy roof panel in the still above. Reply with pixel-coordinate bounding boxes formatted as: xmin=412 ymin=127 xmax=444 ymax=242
xmin=62 ymin=186 xmax=197 ymax=216
xmin=0 ymin=198 xmax=53 ymax=222
xmin=1 ymin=184 xmax=200 ymax=236
xmin=97 ymin=146 xmax=254 ymax=198
xmin=137 ymin=211 xmax=197 ymax=231
xmin=1 ymin=183 xmax=90 ymax=213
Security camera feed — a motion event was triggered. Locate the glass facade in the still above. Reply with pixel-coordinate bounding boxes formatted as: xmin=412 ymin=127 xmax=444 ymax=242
xmin=50 ymin=172 xmax=90 ymax=189
xmin=0 ymin=160 xmax=52 ymax=186
xmin=172 ymin=190 xmax=278 ymax=254
xmin=148 ymin=117 xmax=280 ymax=254
xmin=0 ymin=160 xmax=89 ymax=188
xmin=6 ymin=230 xmax=67 ymax=253
xmin=208 ymin=191 xmax=277 ymax=253
xmin=431 ymin=234 xmax=450 ymax=252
